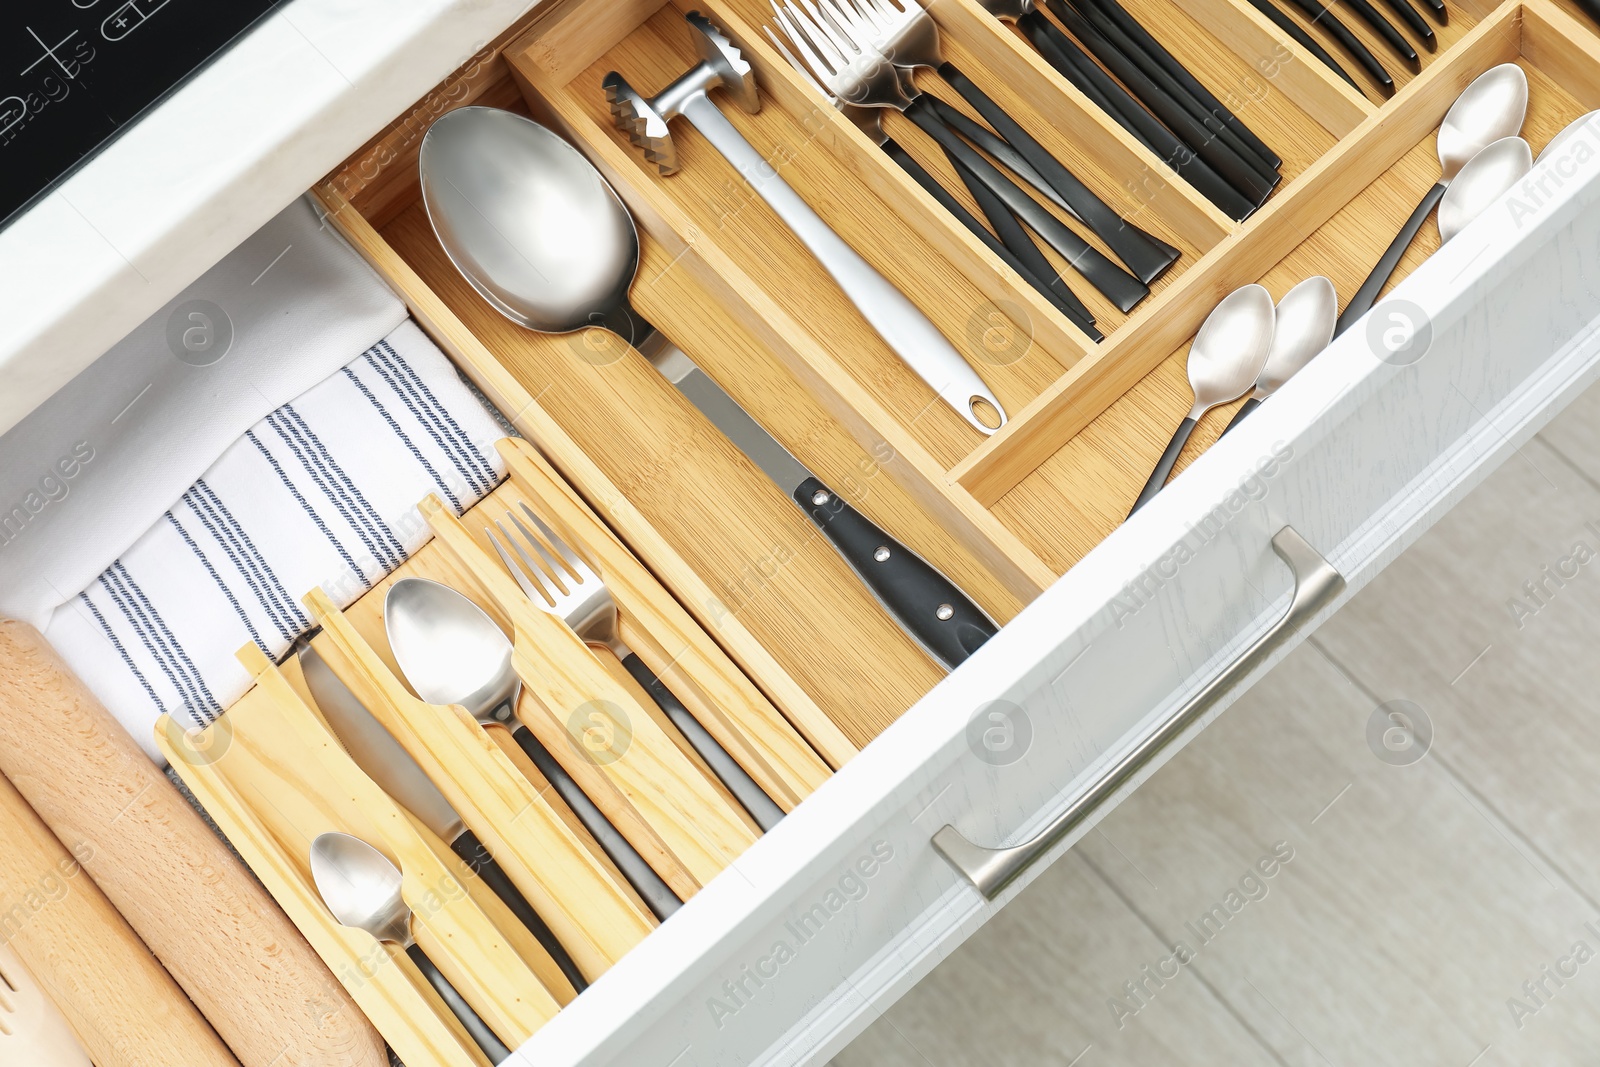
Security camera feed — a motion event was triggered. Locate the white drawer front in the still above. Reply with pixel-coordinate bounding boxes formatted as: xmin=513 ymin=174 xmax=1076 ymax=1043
xmin=508 ymin=128 xmax=1600 ymax=1066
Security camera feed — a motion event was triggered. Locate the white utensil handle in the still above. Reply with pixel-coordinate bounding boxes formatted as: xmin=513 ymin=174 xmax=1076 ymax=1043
xmin=680 ymin=93 xmax=1005 ymax=435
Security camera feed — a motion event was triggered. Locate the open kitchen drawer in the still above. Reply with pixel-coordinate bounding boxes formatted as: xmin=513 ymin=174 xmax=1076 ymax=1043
xmin=161 ymin=0 xmax=1600 ymax=1061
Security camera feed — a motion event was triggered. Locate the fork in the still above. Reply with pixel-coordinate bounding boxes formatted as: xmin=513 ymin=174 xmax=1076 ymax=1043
xmin=833 ymin=0 xmax=1181 ymax=285
xmin=771 ymin=0 xmax=1149 ymax=312
xmin=488 ymin=503 xmax=784 ymax=831
xmin=767 ymin=31 xmax=1100 ymax=334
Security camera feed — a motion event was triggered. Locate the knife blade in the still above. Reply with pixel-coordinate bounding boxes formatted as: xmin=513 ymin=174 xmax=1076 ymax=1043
xmin=642 ymin=339 xmax=997 ymax=668
xmin=297 ymin=642 xmax=589 ymax=991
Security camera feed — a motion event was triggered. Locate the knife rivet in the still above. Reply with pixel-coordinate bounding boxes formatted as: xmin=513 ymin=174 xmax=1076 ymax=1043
xmin=812 ymin=490 xmax=830 ymax=506
xmin=874 ymin=546 xmax=891 ymax=562
xmin=936 ymin=604 xmax=954 ymax=621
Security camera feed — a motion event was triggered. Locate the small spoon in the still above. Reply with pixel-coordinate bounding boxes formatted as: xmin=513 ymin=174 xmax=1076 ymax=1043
xmin=1437 ymin=136 xmax=1533 ymax=242
xmin=1338 ymin=63 xmax=1528 ymax=335
xmin=384 ymin=577 xmax=681 ymax=920
xmin=310 ymin=832 xmax=512 ymax=1064
xmin=1537 ymin=110 xmax=1600 ymax=163
xmin=1127 ymin=285 xmax=1276 ymax=516
xmin=1220 ymin=276 xmax=1337 ymax=436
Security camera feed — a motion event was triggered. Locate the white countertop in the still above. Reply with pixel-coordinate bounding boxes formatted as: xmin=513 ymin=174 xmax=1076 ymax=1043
xmin=0 ymin=0 xmax=539 ymax=437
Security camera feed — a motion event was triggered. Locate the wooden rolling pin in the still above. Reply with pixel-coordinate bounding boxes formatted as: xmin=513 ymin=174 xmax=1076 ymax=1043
xmin=0 ymin=771 xmax=237 ymax=1067
xmin=0 ymin=620 xmax=387 ymax=1067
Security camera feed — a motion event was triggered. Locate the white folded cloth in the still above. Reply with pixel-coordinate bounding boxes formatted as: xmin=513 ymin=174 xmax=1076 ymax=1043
xmin=45 ymin=320 xmax=507 ymax=759
xmin=0 ymin=196 xmax=508 ymax=761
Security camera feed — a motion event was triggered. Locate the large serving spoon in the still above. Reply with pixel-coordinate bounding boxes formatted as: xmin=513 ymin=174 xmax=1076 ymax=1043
xmin=419 ymin=106 xmax=998 ymax=668
xmin=1436 ymin=136 xmax=1533 ymax=242
xmin=1220 ymin=276 xmax=1337 ymax=435
xmin=384 ymin=577 xmax=682 ymax=920
xmin=1127 ymin=285 xmax=1276 ymax=516
xmin=1336 ymin=63 xmax=1527 ymax=336
xmin=310 ymin=832 xmax=512 ymax=1064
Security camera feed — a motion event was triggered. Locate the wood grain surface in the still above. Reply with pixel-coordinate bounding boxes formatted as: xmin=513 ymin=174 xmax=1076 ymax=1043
xmin=0 ymin=771 xmax=238 ymax=1067
xmin=0 ymin=620 xmax=385 ymax=1067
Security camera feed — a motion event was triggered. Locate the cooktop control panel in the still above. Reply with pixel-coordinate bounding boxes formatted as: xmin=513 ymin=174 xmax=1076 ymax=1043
xmin=2 ymin=0 xmax=286 ymax=229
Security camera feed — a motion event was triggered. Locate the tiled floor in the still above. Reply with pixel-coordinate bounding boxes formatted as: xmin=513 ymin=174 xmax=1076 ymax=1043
xmin=834 ymin=381 xmax=1600 ymax=1066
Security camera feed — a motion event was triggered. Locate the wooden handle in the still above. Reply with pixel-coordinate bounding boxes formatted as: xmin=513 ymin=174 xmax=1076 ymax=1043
xmin=0 ymin=620 xmax=386 ymax=1067
xmin=0 ymin=771 xmax=237 ymax=1067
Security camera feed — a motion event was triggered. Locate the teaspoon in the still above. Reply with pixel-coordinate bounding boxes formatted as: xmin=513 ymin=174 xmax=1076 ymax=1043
xmin=1220 ymin=276 xmax=1337 ymax=435
xmin=1128 ymin=285 xmax=1276 ymax=516
xmin=1437 ymin=136 xmax=1533 ymax=242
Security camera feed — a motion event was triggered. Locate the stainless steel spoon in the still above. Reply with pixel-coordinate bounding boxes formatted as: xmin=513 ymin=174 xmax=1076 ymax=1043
xmin=418 ymin=105 xmax=998 ymax=668
xmin=1437 ymin=135 xmax=1533 ymax=242
xmin=383 ymin=577 xmax=681 ymax=920
xmin=1220 ymin=276 xmax=1337 ymax=435
xmin=1337 ymin=63 xmax=1528 ymax=335
xmin=1127 ymin=285 xmax=1276 ymax=516
xmin=310 ymin=832 xmax=512 ymax=1064
xmin=1537 ymin=110 xmax=1600 ymax=163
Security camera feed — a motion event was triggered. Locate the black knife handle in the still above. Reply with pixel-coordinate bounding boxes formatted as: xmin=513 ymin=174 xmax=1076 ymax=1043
xmin=1019 ymin=11 xmax=1259 ymax=219
xmin=507 ymin=723 xmax=681 ymax=920
xmin=1077 ymin=0 xmax=1283 ymax=170
xmin=944 ymin=145 xmax=1102 ymax=333
xmin=796 ymin=476 xmax=996 ymax=667
xmin=937 ymin=63 xmax=1179 ymax=284
xmin=883 ymin=136 xmax=1101 ymax=336
xmin=1219 ymin=395 xmax=1263 ymax=436
xmin=1281 ymin=0 xmax=1395 ymax=95
xmin=406 ymin=943 xmax=513 ymax=1063
xmin=1420 ymin=0 xmax=1448 ymax=23
xmin=451 ymin=829 xmax=588 ymax=993
xmin=1334 ymin=180 xmax=1446 ymax=337
xmin=1342 ymin=0 xmax=1420 ymax=66
xmin=1129 ymin=416 xmax=1198 ymax=515
xmin=1240 ymin=0 xmax=1361 ymax=91
xmin=618 ymin=652 xmax=785 ymax=831
xmin=1064 ymin=0 xmax=1282 ymax=183
xmin=906 ymin=98 xmax=1149 ymax=311
xmin=1043 ymin=0 xmax=1277 ymax=206
xmin=1378 ymin=0 xmax=1436 ymax=49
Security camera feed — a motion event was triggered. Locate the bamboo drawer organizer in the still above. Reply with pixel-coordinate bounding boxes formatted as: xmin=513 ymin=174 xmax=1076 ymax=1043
xmin=165 ymin=0 xmax=1600 ymax=1057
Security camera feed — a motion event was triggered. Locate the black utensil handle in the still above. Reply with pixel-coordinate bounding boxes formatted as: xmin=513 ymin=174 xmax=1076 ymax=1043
xmin=884 ymin=138 xmax=1100 ymax=336
xmin=906 ymin=98 xmax=1149 ymax=312
xmin=1020 ymin=11 xmax=1258 ymax=219
xmin=797 ymin=476 xmax=996 ymax=668
xmin=450 ymin=829 xmax=588 ymax=994
xmin=1421 ymin=0 xmax=1448 ymax=23
xmin=1220 ymin=396 xmax=1263 ymax=437
xmin=937 ymin=64 xmax=1179 ymax=284
xmin=618 ymin=652 xmax=785 ymax=832
xmin=406 ymin=943 xmax=513 ymax=1063
xmin=1065 ymin=0 xmax=1282 ymax=180
xmin=1342 ymin=0 xmax=1420 ymax=66
xmin=944 ymin=145 xmax=1101 ymax=332
xmin=1377 ymin=0 xmax=1436 ymax=49
xmin=1334 ymin=180 xmax=1446 ymax=337
xmin=1078 ymin=0 xmax=1283 ymax=169
xmin=507 ymin=723 xmax=681 ymax=920
xmin=1241 ymin=0 xmax=1361 ymax=91
xmin=1129 ymin=416 xmax=1198 ymax=516
xmin=1283 ymin=0 xmax=1395 ymax=94
xmin=1043 ymin=0 xmax=1278 ymax=205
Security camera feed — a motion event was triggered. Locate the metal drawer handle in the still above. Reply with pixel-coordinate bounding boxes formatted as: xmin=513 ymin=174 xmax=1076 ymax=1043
xmin=932 ymin=525 xmax=1344 ymax=899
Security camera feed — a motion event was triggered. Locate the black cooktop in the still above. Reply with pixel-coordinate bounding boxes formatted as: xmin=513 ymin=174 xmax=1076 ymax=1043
xmin=2 ymin=0 xmax=288 ymax=230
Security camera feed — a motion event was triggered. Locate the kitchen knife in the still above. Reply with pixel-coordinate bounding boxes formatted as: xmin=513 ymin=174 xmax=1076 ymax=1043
xmin=297 ymin=642 xmax=589 ymax=992
xmin=642 ymin=337 xmax=997 ymax=668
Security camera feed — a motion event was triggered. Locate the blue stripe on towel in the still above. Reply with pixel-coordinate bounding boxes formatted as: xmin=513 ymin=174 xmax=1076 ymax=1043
xmin=283 ymin=404 xmax=405 ymax=565
xmin=370 ymin=339 xmax=497 ymax=495
xmin=245 ymin=430 xmax=372 ymax=592
xmin=342 ymin=365 xmax=464 ymax=514
xmin=165 ymin=510 xmax=271 ymax=657
xmin=267 ymin=411 xmax=396 ymax=573
xmin=78 ymin=591 xmax=162 ymax=713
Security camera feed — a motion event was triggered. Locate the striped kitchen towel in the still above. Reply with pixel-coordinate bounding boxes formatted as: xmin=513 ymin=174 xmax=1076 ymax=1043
xmin=43 ymin=319 xmax=507 ymax=760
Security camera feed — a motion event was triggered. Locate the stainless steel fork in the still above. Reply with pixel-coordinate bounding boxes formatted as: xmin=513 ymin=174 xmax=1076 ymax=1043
xmin=488 ymin=502 xmax=784 ymax=831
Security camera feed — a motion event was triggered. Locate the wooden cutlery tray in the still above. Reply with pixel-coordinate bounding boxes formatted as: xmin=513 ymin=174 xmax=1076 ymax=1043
xmin=170 ymin=0 xmax=1600 ymax=1056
